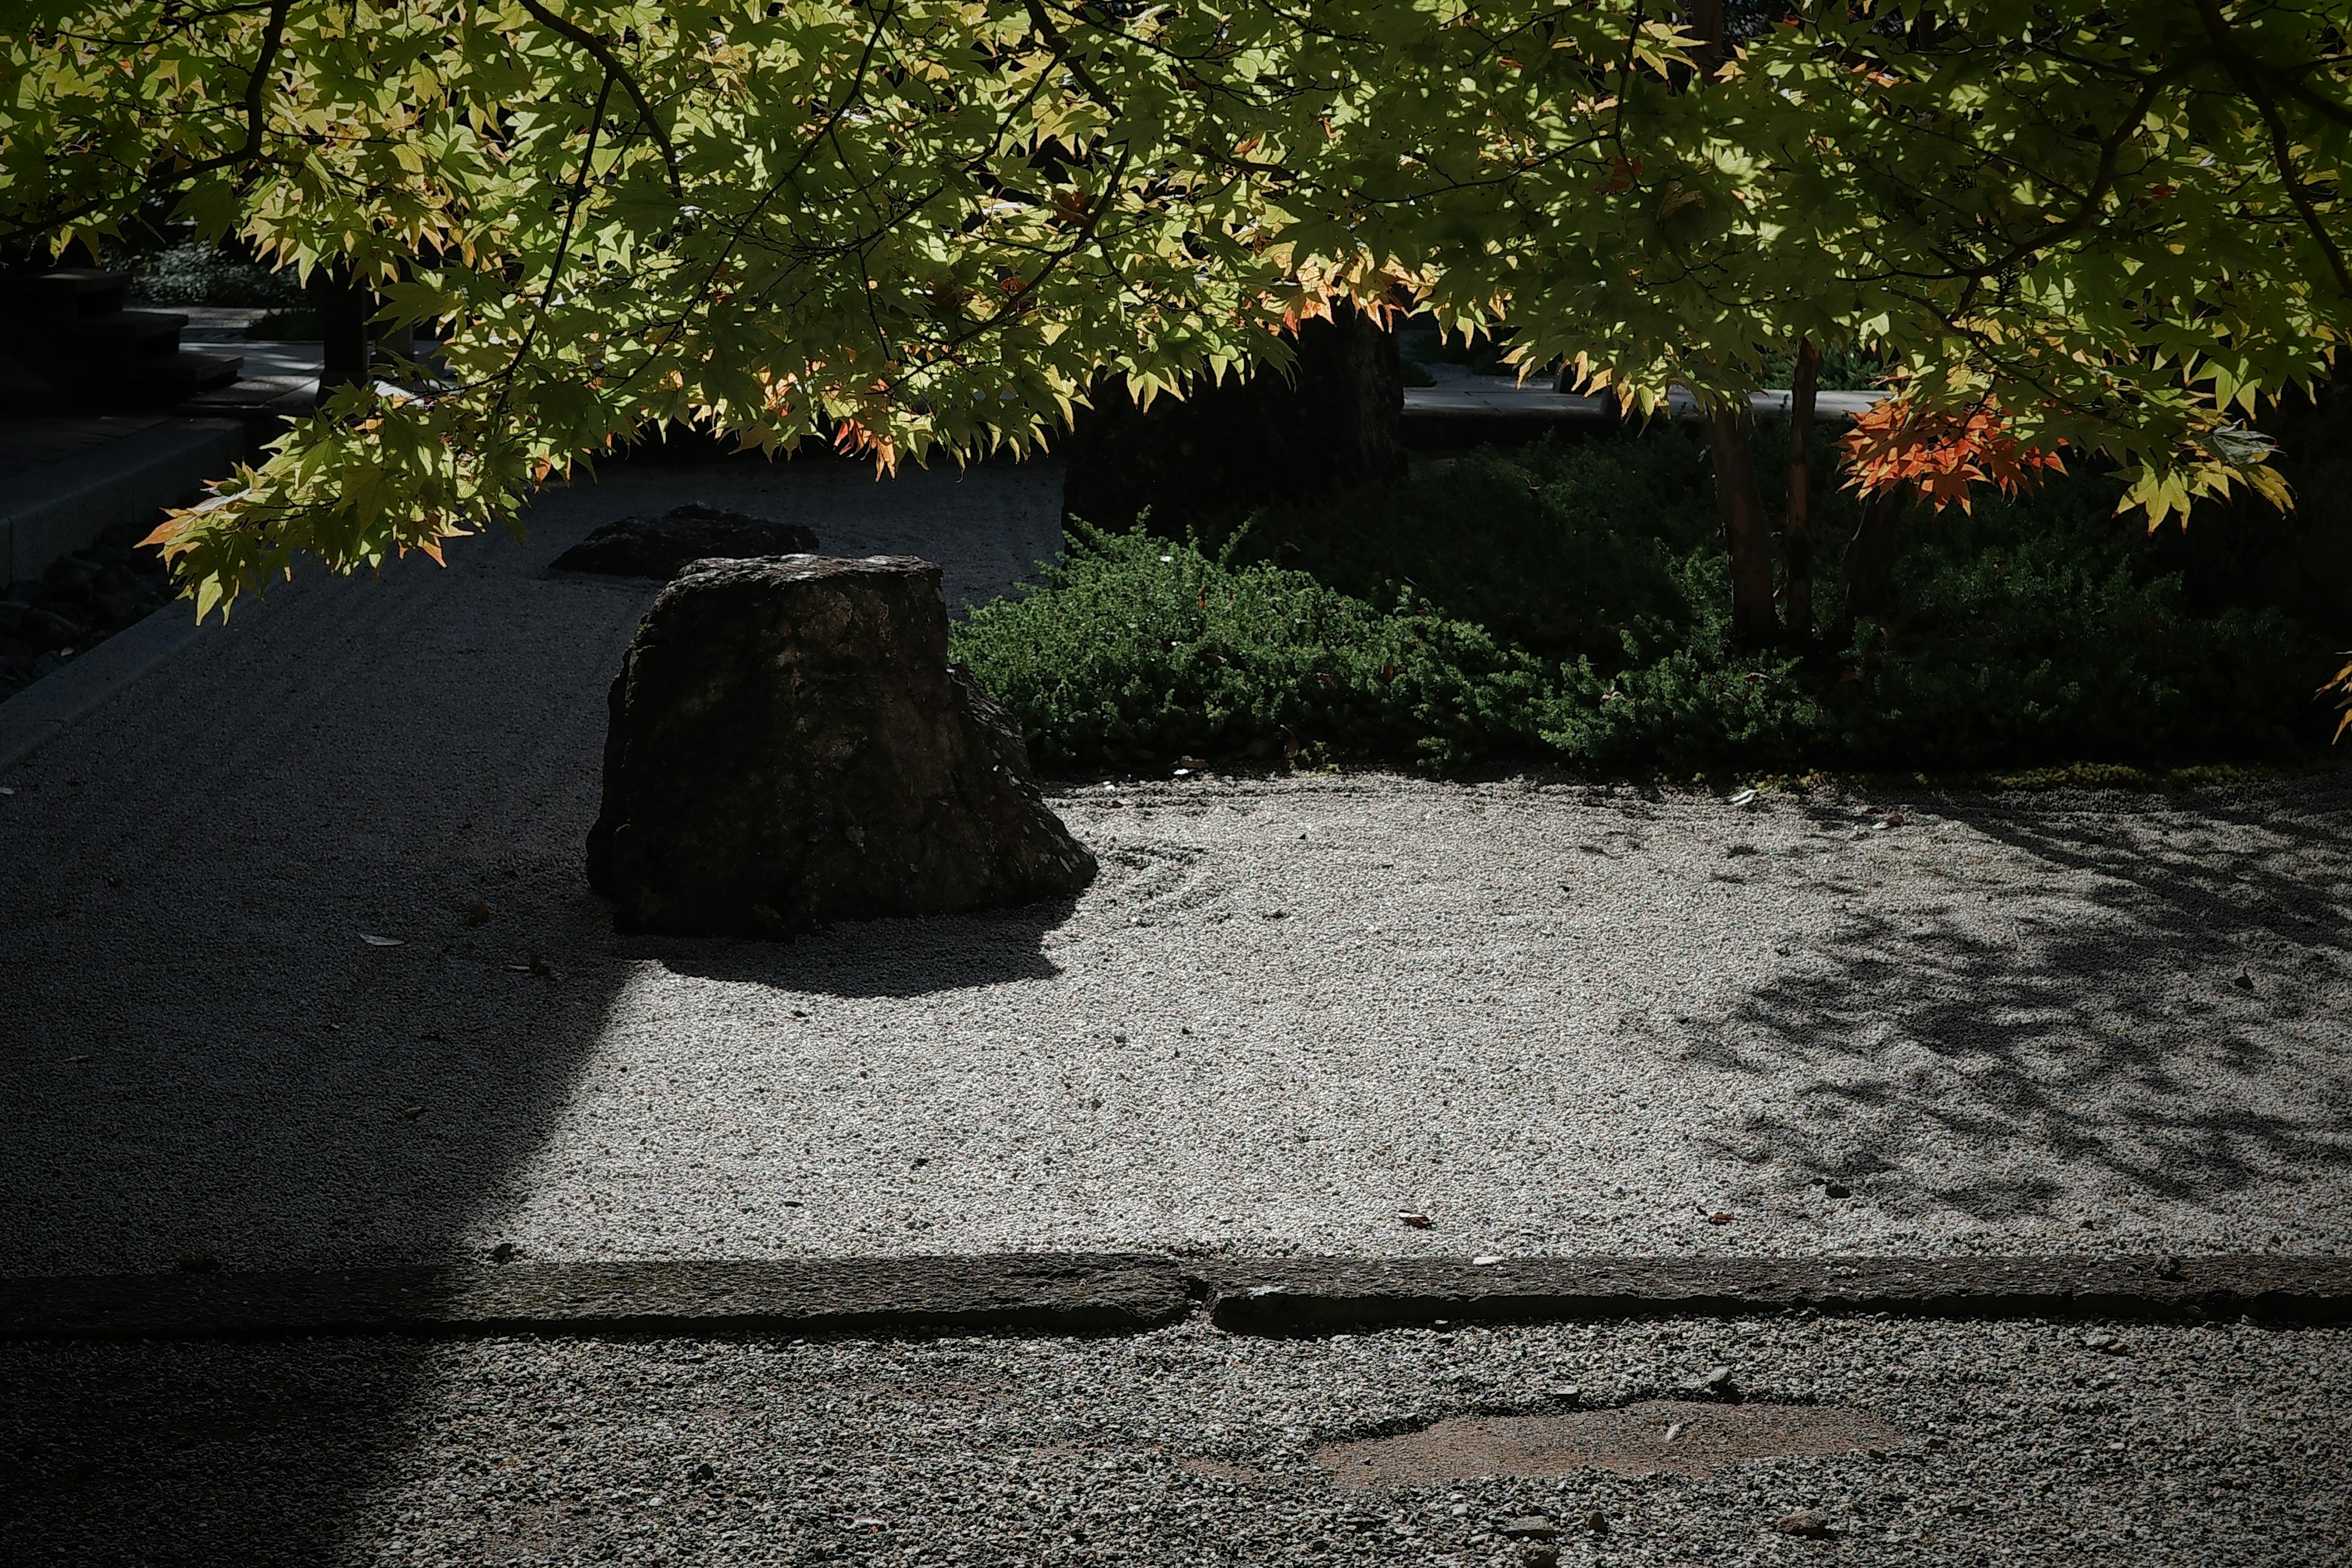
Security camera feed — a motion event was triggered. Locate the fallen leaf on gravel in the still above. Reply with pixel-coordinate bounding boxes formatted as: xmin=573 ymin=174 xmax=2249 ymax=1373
xmin=1664 ymin=1420 xmax=1687 ymax=1442
xmin=1472 ymin=1254 xmax=1504 ymax=1266
xmin=1707 ymin=1211 xmax=1733 ymax=1224
xmin=1883 ymin=813 xmax=1907 ymax=827
xmin=400 ymin=1104 xmax=423 ymax=1120
xmin=360 ymin=933 xmax=404 ymax=946
xmin=850 ymin=1516 xmax=889 ymax=1529
xmin=466 ymin=900 xmax=492 ymax=927
xmin=1774 ymin=1509 xmax=1834 ymax=1538
xmin=1728 ymin=788 xmax=1758 ymax=807
xmin=1398 ymin=1212 xmax=1433 ymax=1228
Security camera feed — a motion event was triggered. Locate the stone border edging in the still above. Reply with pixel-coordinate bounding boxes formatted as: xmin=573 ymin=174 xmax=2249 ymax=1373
xmin=1 ymin=1255 xmax=1192 ymax=1340
xmin=0 ymin=603 xmax=204 ymax=775
xmin=1 ymin=417 xmax=244 ymax=586
xmin=1200 ymin=1256 xmax=2352 ymax=1333
xmin=5 ymin=1255 xmax=2346 ymax=1341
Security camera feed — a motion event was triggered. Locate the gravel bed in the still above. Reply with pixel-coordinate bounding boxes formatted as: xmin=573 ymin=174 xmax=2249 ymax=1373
xmin=6 ymin=1314 xmax=2345 ymax=1565
xmin=4 ymin=458 xmax=2349 ymax=1275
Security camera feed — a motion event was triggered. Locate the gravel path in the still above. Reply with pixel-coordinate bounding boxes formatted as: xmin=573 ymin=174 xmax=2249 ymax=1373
xmin=4 ymin=459 xmax=2350 ymax=1276
xmin=8 ymin=1314 xmax=2345 ymax=1565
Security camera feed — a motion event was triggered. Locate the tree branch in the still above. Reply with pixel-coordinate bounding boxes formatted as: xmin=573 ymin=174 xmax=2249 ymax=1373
xmin=514 ymin=0 xmax=680 ymax=194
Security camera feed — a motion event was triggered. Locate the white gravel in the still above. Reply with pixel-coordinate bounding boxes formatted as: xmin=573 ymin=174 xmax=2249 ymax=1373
xmin=8 ymin=1314 xmax=2346 ymax=1564
xmin=3 ymin=459 xmax=2349 ymax=1275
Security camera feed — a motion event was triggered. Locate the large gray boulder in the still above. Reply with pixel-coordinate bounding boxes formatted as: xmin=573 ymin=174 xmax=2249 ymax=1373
xmin=585 ymin=554 xmax=1095 ymax=937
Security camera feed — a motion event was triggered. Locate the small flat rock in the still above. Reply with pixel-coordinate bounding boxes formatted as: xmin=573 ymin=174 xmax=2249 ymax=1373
xmin=1773 ymin=1509 xmax=1835 ymax=1537
xmin=551 ymin=503 xmax=820 ymax=580
xmin=1499 ymin=1517 xmax=1556 ymax=1539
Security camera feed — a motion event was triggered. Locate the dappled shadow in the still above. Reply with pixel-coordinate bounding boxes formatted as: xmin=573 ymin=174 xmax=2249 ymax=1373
xmin=1689 ymin=779 xmax=2352 ymax=1229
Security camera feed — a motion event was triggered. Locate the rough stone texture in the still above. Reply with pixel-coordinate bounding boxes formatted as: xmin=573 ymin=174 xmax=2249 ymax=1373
xmin=1204 ymin=1255 xmax=2352 ymax=1333
xmin=1060 ymin=301 xmax=1406 ymax=535
xmin=584 ymin=554 xmax=1095 ymax=936
xmin=548 ymin=501 xmax=820 ymax=579
xmin=1 ymin=1256 xmax=1189 ymax=1340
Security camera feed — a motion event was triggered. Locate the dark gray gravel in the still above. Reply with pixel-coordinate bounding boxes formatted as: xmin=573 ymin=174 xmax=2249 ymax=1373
xmin=6 ymin=1314 xmax=2344 ymax=1566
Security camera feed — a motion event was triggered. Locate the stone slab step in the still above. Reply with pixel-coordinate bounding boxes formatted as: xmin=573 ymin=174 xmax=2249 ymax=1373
xmin=0 ymin=415 xmax=243 ymax=587
xmin=4 ymin=266 xmax=133 ymax=322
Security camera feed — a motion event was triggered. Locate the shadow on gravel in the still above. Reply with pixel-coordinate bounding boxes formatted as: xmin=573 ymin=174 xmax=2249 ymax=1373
xmin=0 ymin=518 xmax=647 ymax=1559
xmin=1 ymin=460 xmax=1080 ymax=1562
xmin=1699 ymin=780 xmax=2352 ymax=1226
xmin=641 ymin=901 xmax=1074 ymax=998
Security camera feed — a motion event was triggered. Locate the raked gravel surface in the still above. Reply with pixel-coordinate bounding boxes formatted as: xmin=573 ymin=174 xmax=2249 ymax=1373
xmin=7 ymin=1313 xmax=2346 ymax=1566
xmin=4 ymin=459 xmax=2351 ymax=1276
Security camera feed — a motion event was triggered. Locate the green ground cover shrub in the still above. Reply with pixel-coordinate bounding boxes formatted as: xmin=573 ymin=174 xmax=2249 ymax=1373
xmin=956 ymin=426 xmax=2348 ymax=777
xmin=128 ymin=241 xmax=302 ymax=306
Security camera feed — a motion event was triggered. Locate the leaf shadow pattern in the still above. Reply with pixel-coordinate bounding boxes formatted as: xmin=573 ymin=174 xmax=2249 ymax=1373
xmin=1687 ymin=778 xmax=2352 ymax=1238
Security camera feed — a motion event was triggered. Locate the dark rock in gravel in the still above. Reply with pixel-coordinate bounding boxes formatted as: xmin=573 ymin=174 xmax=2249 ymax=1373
xmin=551 ymin=503 xmax=820 ymax=580
xmin=586 ymin=554 xmax=1095 ymax=936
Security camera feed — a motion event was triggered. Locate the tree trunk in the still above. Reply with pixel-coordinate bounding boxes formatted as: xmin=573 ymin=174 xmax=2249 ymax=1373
xmin=317 ymin=268 xmax=372 ymax=390
xmin=1060 ymin=300 xmax=1406 ymax=537
xmin=1708 ymin=401 xmax=1780 ymax=647
xmin=1689 ymin=1 xmax=1727 ymax=68
xmin=1782 ymin=339 xmax=1821 ymax=644
xmin=1843 ymin=486 xmax=1906 ymax=625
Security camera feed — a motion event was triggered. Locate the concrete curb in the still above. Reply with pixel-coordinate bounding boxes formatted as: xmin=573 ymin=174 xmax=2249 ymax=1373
xmin=1201 ymin=1256 xmax=2352 ymax=1333
xmin=0 ymin=602 xmax=204 ymax=776
xmin=0 ymin=417 xmax=243 ymax=586
xmin=6 ymin=1255 xmax=2348 ymax=1341
xmin=0 ymin=1255 xmax=1194 ymax=1340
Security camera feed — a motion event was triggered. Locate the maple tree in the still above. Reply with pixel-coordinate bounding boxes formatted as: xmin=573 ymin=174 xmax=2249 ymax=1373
xmin=2 ymin=0 xmax=1399 ymax=617
xmin=4 ymin=0 xmax=2348 ymax=674
xmin=1324 ymin=1 xmax=2351 ymax=644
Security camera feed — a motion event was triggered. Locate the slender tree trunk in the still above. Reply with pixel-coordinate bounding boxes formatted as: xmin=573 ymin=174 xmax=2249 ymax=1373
xmin=1708 ymin=401 xmax=1781 ymax=648
xmin=1782 ymin=339 xmax=1821 ymax=644
xmin=1843 ymin=486 xmax=1906 ymax=625
xmin=1689 ymin=1 xmax=1726 ymax=68
xmin=317 ymin=266 xmax=372 ymax=390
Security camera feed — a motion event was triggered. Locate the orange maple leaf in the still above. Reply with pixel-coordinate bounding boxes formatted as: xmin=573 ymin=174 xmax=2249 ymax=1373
xmin=1838 ymin=398 xmax=2064 ymax=514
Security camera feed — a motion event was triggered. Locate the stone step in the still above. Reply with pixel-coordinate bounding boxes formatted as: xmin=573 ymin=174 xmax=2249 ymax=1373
xmin=4 ymin=266 xmax=132 ymax=322
xmin=24 ymin=308 xmax=187 ymax=361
